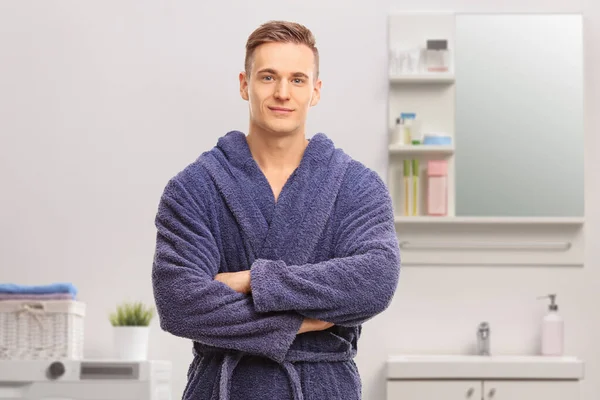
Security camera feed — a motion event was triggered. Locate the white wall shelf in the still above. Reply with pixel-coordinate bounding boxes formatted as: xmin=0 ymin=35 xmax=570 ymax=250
xmin=389 ymin=73 xmax=455 ymax=84
xmin=393 ymin=218 xmax=584 ymax=266
xmin=387 ymin=12 xmax=457 ymax=226
xmin=389 ymin=145 xmax=454 ymax=157
xmin=394 ymin=216 xmax=585 ymax=225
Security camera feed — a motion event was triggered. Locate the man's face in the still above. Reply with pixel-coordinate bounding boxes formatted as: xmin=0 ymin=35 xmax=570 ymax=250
xmin=239 ymin=42 xmax=321 ymax=137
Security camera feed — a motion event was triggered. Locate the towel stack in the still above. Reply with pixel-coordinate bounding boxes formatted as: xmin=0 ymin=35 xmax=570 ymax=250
xmin=0 ymin=282 xmax=78 ymax=301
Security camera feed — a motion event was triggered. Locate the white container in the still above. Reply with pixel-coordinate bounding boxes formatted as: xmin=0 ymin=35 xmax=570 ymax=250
xmin=389 ymin=46 xmax=422 ymax=74
xmin=391 ymin=118 xmax=405 ymax=145
xmin=539 ymin=294 xmax=564 ymax=356
xmin=113 ymin=326 xmax=150 ymax=360
xmin=0 ymin=300 xmax=85 ymax=360
xmin=425 ymin=39 xmax=450 ymax=72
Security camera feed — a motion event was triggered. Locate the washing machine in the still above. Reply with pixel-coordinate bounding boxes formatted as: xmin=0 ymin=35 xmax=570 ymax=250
xmin=0 ymin=359 xmax=172 ymax=399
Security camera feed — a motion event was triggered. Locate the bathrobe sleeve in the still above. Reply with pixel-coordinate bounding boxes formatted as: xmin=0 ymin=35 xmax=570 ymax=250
xmin=152 ymin=175 xmax=304 ymax=363
xmin=250 ymin=167 xmax=401 ymax=327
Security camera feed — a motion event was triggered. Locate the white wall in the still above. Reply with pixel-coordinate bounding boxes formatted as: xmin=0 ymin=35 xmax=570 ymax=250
xmin=1 ymin=1 xmax=598 ymax=399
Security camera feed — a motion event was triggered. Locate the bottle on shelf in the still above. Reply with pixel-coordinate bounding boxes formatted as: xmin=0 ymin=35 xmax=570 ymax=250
xmin=411 ymin=159 xmax=419 ymax=216
xmin=538 ymin=294 xmax=564 ymax=356
xmin=400 ymin=113 xmax=416 ymax=145
xmin=426 ymin=160 xmax=448 ymax=216
xmin=425 ymin=39 xmax=450 ymax=72
xmin=391 ymin=117 xmax=404 ymax=145
xmin=403 ymin=159 xmax=411 ymax=216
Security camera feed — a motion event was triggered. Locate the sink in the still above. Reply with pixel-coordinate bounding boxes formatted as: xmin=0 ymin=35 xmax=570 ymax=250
xmin=387 ymin=354 xmax=584 ymax=380
xmin=390 ymin=354 xmax=580 ymax=363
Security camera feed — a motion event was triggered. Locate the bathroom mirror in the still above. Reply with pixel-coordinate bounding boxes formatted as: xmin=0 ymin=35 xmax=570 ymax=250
xmin=454 ymin=14 xmax=584 ymax=218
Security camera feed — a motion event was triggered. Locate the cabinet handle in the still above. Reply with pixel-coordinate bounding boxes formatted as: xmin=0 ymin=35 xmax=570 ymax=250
xmin=466 ymin=387 xmax=474 ymax=397
xmin=488 ymin=388 xmax=496 ymax=397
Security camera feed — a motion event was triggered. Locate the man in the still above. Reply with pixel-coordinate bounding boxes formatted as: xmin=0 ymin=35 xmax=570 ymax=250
xmin=152 ymin=20 xmax=400 ymax=400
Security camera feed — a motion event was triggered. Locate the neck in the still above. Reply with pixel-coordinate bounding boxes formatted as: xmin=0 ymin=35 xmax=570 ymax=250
xmin=246 ymin=126 xmax=308 ymax=173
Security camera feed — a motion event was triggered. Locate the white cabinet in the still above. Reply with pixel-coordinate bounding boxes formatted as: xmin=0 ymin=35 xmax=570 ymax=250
xmin=387 ymin=380 xmax=481 ymax=399
xmin=386 ymin=355 xmax=584 ymax=400
xmin=387 ymin=380 xmax=580 ymax=400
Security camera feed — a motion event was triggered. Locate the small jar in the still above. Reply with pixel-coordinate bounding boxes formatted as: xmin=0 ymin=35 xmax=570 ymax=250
xmin=425 ymin=40 xmax=449 ymax=72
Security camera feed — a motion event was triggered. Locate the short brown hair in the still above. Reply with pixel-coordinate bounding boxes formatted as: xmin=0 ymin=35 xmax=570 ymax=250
xmin=244 ymin=20 xmax=319 ymax=79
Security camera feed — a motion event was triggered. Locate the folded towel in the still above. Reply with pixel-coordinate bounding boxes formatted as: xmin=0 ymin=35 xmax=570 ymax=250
xmin=0 ymin=283 xmax=78 ymax=297
xmin=0 ymin=293 xmax=75 ymax=301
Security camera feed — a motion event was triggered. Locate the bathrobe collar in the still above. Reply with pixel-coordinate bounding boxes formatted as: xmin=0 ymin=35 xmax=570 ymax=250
xmin=202 ymin=130 xmax=350 ymax=262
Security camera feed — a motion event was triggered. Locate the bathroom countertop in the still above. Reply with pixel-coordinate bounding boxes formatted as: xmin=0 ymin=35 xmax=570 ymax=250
xmin=387 ymin=354 xmax=584 ymax=380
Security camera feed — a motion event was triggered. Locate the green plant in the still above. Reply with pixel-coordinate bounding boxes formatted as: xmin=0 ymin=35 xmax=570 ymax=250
xmin=109 ymin=301 xmax=155 ymax=327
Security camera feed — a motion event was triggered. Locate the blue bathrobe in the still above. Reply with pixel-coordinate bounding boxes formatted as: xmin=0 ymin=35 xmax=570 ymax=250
xmin=152 ymin=131 xmax=400 ymax=400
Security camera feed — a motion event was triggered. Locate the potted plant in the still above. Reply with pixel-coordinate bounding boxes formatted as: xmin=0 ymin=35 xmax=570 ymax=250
xmin=109 ymin=301 xmax=155 ymax=360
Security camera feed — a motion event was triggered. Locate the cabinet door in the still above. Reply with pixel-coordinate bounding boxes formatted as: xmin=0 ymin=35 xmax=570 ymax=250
xmin=483 ymin=381 xmax=580 ymax=400
xmin=387 ymin=380 xmax=481 ymax=400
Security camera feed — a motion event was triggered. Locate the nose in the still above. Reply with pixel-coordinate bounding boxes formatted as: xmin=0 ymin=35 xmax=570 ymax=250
xmin=274 ymin=80 xmax=291 ymax=100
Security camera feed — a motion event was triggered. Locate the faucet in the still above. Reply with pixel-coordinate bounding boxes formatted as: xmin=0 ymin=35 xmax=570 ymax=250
xmin=477 ymin=322 xmax=490 ymax=356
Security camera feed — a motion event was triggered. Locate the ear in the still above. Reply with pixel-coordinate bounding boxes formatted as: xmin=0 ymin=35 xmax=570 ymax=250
xmin=310 ymin=78 xmax=322 ymax=107
xmin=239 ymin=72 xmax=249 ymax=101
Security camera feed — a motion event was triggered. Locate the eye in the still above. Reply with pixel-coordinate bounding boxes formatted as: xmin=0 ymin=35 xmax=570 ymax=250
xmin=293 ymin=78 xmax=305 ymax=84
xmin=262 ymin=75 xmax=274 ymax=81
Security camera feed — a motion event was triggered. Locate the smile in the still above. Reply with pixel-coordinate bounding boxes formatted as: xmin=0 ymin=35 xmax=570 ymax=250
xmin=268 ymin=107 xmax=294 ymax=114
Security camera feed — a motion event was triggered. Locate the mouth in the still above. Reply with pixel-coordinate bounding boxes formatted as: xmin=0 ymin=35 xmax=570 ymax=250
xmin=268 ymin=106 xmax=294 ymax=113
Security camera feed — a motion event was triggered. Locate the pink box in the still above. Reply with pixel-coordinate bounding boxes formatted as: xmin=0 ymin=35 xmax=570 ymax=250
xmin=427 ymin=160 xmax=448 ymax=216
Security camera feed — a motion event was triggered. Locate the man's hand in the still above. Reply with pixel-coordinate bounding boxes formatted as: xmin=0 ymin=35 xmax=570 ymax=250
xmin=297 ymin=318 xmax=334 ymax=334
xmin=214 ymin=271 xmax=251 ymax=294
xmin=214 ymin=272 xmax=333 ymax=334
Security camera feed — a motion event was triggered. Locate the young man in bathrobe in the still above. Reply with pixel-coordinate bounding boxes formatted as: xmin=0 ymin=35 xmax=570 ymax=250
xmin=152 ymin=20 xmax=401 ymax=400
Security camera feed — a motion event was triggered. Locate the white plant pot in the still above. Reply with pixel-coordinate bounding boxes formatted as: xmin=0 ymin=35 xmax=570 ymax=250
xmin=113 ymin=326 xmax=150 ymax=360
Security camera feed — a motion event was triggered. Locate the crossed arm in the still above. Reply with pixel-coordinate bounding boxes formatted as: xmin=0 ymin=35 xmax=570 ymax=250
xmin=152 ymin=177 xmax=335 ymax=363
xmin=216 ymin=169 xmax=400 ymax=328
xmin=215 ymin=271 xmax=333 ymax=333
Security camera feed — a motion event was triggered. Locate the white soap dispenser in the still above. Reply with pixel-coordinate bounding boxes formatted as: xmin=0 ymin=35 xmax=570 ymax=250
xmin=538 ymin=294 xmax=564 ymax=356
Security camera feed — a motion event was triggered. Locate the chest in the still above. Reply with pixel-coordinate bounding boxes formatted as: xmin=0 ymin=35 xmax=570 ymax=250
xmin=263 ymin=170 xmax=293 ymax=203
xmin=212 ymin=191 xmax=337 ymax=272
xmin=200 ymin=155 xmax=351 ymax=273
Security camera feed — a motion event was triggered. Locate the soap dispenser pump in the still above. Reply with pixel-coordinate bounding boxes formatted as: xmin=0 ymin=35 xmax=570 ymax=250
xmin=538 ymin=294 xmax=564 ymax=356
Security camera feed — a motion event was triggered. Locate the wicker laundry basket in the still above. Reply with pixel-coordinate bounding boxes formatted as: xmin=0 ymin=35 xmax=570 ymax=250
xmin=0 ymin=299 xmax=85 ymax=360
